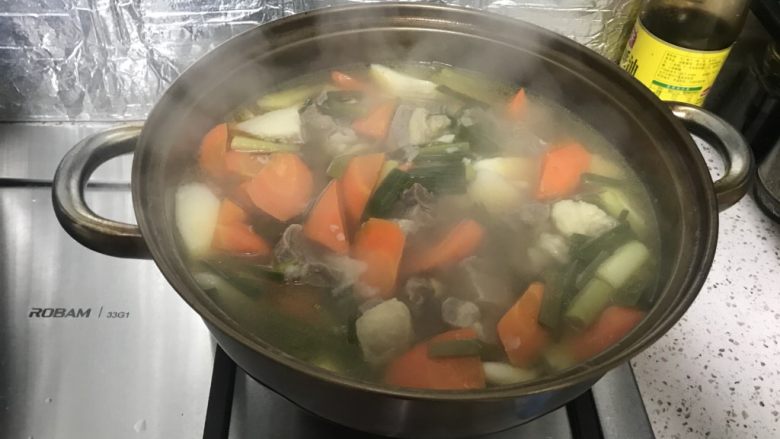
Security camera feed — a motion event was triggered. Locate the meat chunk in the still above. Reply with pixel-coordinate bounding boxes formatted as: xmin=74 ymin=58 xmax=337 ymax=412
xmin=273 ymin=224 xmax=365 ymax=290
xmin=398 ymin=277 xmax=447 ymax=339
xmin=514 ymin=202 xmax=551 ymax=228
xmin=441 ymin=297 xmax=481 ymax=328
xmin=391 ymin=183 xmax=436 ymax=230
xmin=551 ymin=200 xmax=618 ymax=238
xmin=300 ymin=97 xmax=364 ymax=156
xmin=440 ymin=257 xmax=514 ymax=344
xmin=387 ymin=104 xmax=416 ymax=150
xmin=387 ymin=104 xmax=451 ymax=150
xmin=300 ymin=95 xmax=339 ymax=140
xmin=448 ymin=257 xmax=514 ymax=310
xmin=536 ymin=232 xmax=569 ymax=264
xmin=526 ymin=232 xmax=570 ymax=274
xmin=408 ymin=107 xmax=451 ymax=146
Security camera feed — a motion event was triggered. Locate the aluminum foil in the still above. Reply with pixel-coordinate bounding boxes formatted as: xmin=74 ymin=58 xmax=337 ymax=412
xmin=0 ymin=0 xmax=640 ymax=121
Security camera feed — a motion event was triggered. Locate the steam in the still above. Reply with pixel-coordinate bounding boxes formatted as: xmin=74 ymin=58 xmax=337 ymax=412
xmin=161 ymin=2 xmax=652 ymax=221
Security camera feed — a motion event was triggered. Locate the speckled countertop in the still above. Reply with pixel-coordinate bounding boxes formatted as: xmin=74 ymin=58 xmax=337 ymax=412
xmin=631 ymin=144 xmax=780 ymax=439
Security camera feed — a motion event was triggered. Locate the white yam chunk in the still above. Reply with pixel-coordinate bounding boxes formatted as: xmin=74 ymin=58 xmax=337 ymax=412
xmin=356 ymin=298 xmax=414 ymax=365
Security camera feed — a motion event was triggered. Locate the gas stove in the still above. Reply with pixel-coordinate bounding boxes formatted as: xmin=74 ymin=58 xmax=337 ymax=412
xmin=0 ymin=123 xmax=654 ymax=438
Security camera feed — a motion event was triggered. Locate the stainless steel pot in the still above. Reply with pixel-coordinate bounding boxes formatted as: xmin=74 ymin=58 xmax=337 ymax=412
xmin=51 ymin=5 xmax=754 ymax=438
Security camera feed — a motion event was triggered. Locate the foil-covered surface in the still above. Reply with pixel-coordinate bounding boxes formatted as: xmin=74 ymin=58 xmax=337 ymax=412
xmin=0 ymin=0 xmax=639 ymax=121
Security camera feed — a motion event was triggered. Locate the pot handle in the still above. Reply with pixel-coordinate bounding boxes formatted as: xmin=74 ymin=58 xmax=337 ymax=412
xmin=669 ymin=102 xmax=755 ymax=211
xmin=52 ymin=124 xmax=151 ymax=259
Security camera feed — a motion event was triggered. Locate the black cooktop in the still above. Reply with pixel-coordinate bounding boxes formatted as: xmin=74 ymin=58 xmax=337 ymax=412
xmin=752 ymin=0 xmax=780 ymax=40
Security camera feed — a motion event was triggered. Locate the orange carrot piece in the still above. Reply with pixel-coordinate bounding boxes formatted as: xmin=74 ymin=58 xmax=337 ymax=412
xmin=244 ymin=153 xmax=313 ymax=222
xmin=570 ymin=306 xmax=645 ymax=362
xmin=352 ymin=219 xmax=405 ymax=299
xmin=224 ymin=151 xmax=266 ymax=178
xmin=331 ymin=70 xmax=369 ymax=91
xmin=198 ymin=124 xmax=229 ymax=177
xmin=217 ymin=199 xmax=248 ymax=225
xmin=385 ymin=328 xmax=486 ymax=390
xmin=535 ymin=142 xmax=591 ymax=200
xmin=497 ymin=282 xmax=551 ymax=367
xmin=303 ymin=181 xmax=349 ymax=254
xmin=507 ymin=88 xmax=527 ymax=120
xmin=271 ymin=287 xmax=322 ymax=322
xmin=352 ymin=100 xmax=397 ymax=140
xmin=403 ymin=219 xmax=484 ymax=274
xmin=339 ymin=153 xmax=385 ymax=233
xmin=212 ymin=223 xmax=271 ymax=256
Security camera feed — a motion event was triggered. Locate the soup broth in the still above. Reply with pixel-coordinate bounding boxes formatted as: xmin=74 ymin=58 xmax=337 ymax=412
xmin=176 ymin=63 xmax=659 ymax=390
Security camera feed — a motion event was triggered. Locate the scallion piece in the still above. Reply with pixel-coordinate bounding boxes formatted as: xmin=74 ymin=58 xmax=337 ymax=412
xmin=435 ymin=85 xmax=488 ymax=108
xmin=408 ymin=161 xmax=467 ymax=194
xmin=574 ymin=250 xmax=611 ymax=290
xmin=560 ymin=259 xmax=583 ymax=309
xmin=231 ymin=106 xmax=256 ymax=122
xmin=456 ymin=123 xmax=501 ymax=156
xmin=326 ymin=154 xmax=356 ymax=179
xmin=365 ymin=169 xmax=413 ymax=218
xmin=414 ymin=142 xmax=471 ymax=163
xmin=539 ymin=270 xmax=565 ymax=331
xmin=230 ymin=135 xmax=300 ymax=153
xmin=257 ymin=83 xmax=325 ymax=111
xmin=203 ymin=259 xmax=283 ymax=295
xmin=542 ymin=344 xmax=576 ymax=372
xmin=564 ymin=277 xmax=615 ymax=329
xmin=568 ymin=233 xmax=590 ymax=252
xmin=614 ymin=260 xmax=656 ymax=307
xmin=430 ymin=67 xmax=506 ymax=104
xmin=572 ymin=222 xmax=632 ymax=262
xmin=581 ymin=173 xmax=633 ymax=188
xmin=538 ymin=286 xmax=564 ymax=331
xmin=595 ymin=240 xmax=651 ymax=290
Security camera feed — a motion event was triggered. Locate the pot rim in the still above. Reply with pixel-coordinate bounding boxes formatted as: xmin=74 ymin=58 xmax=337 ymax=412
xmin=133 ymin=3 xmax=718 ymax=401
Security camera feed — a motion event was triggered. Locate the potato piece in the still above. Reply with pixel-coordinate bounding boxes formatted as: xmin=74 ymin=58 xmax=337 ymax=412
xmin=356 ymin=299 xmax=414 ymax=365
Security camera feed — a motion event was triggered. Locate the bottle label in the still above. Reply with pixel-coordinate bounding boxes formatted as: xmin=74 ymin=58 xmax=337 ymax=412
xmin=620 ymin=19 xmax=731 ymax=106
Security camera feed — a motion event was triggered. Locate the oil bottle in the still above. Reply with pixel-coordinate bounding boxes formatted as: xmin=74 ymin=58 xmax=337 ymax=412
xmin=620 ymin=0 xmax=751 ymax=106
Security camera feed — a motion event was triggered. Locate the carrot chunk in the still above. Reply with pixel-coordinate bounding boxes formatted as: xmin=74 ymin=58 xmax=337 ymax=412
xmin=497 ymin=282 xmax=551 ymax=367
xmin=212 ymin=223 xmax=271 ymax=256
xmin=303 ymin=181 xmax=349 ymax=254
xmin=217 ymin=199 xmax=248 ymax=225
xmin=352 ymin=219 xmax=405 ymax=299
xmin=403 ymin=219 xmax=484 ymax=274
xmin=224 ymin=151 xmax=265 ymax=178
xmin=270 ymin=286 xmax=322 ymax=322
xmin=331 ymin=70 xmax=370 ymax=91
xmin=352 ymin=101 xmax=397 ymax=140
xmin=507 ymin=88 xmax=527 ymax=120
xmin=244 ymin=153 xmax=313 ymax=222
xmin=339 ymin=153 xmax=385 ymax=233
xmin=570 ymin=306 xmax=645 ymax=361
xmin=385 ymin=328 xmax=486 ymax=390
xmin=535 ymin=142 xmax=591 ymax=200
xmin=198 ymin=124 xmax=229 ymax=177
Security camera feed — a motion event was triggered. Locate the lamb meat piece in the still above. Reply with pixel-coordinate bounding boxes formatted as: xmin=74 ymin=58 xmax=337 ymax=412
xmin=386 ymin=104 xmax=416 ymax=150
xmin=391 ymin=183 xmax=435 ymax=230
xmin=447 ymin=257 xmax=514 ymax=310
xmin=398 ymin=276 xmax=447 ymax=339
xmin=387 ymin=104 xmax=452 ymax=150
xmin=273 ymin=224 xmax=365 ymax=290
